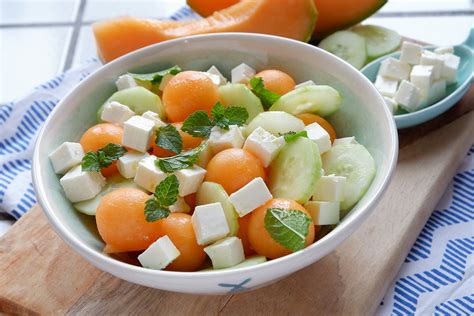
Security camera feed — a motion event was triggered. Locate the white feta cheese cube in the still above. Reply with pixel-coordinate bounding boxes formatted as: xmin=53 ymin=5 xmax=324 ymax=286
xmin=378 ymin=57 xmax=411 ymax=80
xmin=434 ymin=46 xmax=454 ymax=55
xmin=122 ymin=115 xmax=155 ymax=152
xmin=231 ymin=63 xmax=256 ymax=84
xmin=243 ymin=127 xmax=285 ymax=167
xmin=134 ymin=156 xmax=167 ymax=192
xmin=117 ymin=151 xmax=149 ymax=179
xmin=440 ymin=53 xmax=460 ymax=84
xmin=206 ymin=65 xmax=228 ymax=85
xmin=295 ymin=80 xmax=315 ymax=89
xmin=399 ymin=41 xmax=423 ymax=65
xmin=428 ymin=80 xmax=447 ymax=104
xmin=101 ymin=101 xmax=135 ymax=125
xmin=169 ymin=197 xmax=191 ymax=213
xmin=394 ymin=80 xmax=421 ymax=112
xmin=410 ymin=65 xmax=434 ymax=93
xmin=158 ymin=74 xmax=174 ymax=91
xmin=174 ymin=165 xmax=207 ymax=196
xmin=304 ymin=201 xmax=340 ymax=225
xmin=141 ymin=111 xmax=166 ymax=128
xmin=115 ymin=74 xmax=138 ymax=90
xmin=383 ymin=97 xmax=399 ymax=114
xmin=195 ymin=142 xmax=214 ymax=169
xmin=59 ymin=165 xmax=105 ymax=203
xmin=192 ymin=202 xmax=230 ymax=245
xmin=204 ymin=237 xmax=245 ymax=269
xmin=202 ymin=72 xmax=222 ymax=86
xmin=313 ymin=175 xmax=346 ymax=202
xmin=374 ymin=75 xmax=399 ymax=97
xmin=137 ymin=235 xmax=180 ymax=270
xmin=209 ymin=125 xmax=244 ymax=154
xmin=49 ymin=142 xmax=84 ymax=174
xmin=229 ymin=177 xmax=273 ymax=217
xmin=304 ymin=122 xmax=332 ymax=154
xmin=333 ymin=137 xmax=357 ymax=146
xmin=420 ymin=51 xmax=444 ymax=80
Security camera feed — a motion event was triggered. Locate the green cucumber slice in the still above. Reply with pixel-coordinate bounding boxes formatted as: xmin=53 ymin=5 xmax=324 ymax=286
xmin=196 ymin=181 xmax=239 ymax=236
xmin=245 ymin=111 xmax=305 ymax=137
xmin=318 ymin=30 xmax=367 ymax=69
xmin=218 ymin=84 xmax=264 ymax=123
xmin=351 ymin=24 xmax=401 ymax=60
xmin=269 ymin=137 xmax=322 ymax=204
xmin=322 ymin=144 xmax=376 ymax=212
xmin=200 ymin=255 xmax=267 ymax=271
xmin=269 ymin=85 xmax=342 ymax=117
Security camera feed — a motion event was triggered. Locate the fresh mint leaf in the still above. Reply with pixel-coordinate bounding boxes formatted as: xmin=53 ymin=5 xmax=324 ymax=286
xmin=222 ymin=106 xmax=248 ymax=127
xmin=181 ymin=111 xmax=213 ymax=138
xmin=101 ymin=143 xmax=127 ymax=160
xmin=250 ymin=77 xmax=281 ymax=110
xmin=281 ymin=131 xmax=308 ymax=143
xmin=155 ymin=124 xmax=183 ymax=154
xmin=154 ymin=174 xmax=179 ymax=207
xmin=81 ymin=152 xmax=101 ymax=172
xmin=144 ymin=199 xmax=170 ymax=222
xmin=128 ymin=65 xmax=181 ymax=84
xmin=81 ymin=143 xmax=127 ymax=172
xmin=264 ymin=208 xmax=312 ymax=252
xmin=211 ymin=102 xmax=226 ymax=123
xmin=155 ymin=142 xmax=206 ymax=173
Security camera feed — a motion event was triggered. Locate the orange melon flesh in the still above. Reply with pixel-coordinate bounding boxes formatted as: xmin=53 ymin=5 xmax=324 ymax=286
xmin=93 ymin=0 xmax=317 ymax=63
xmin=187 ymin=0 xmax=240 ymax=17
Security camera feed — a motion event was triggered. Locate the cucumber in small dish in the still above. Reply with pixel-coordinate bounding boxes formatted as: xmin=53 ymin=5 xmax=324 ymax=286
xmin=245 ymin=111 xmax=305 ymax=137
xmin=351 ymin=24 xmax=402 ymax=60
xmin=319 ymin=30 xmax=367 ymax=69
xmin=218 ymin=83 xmax=264 ymax=123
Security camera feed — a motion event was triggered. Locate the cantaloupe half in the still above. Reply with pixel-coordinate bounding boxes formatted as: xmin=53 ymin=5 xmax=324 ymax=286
xmin=93 ymin=0 xmax=317 ymax=63
xmin=187 ymin=0 xmax=240 ymax=17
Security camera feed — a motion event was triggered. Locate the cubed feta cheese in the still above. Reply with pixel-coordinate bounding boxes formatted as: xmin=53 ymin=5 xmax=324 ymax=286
xmin=394 ymin=80 xmax=421 ymax=112
xmin=137 ymin=235 xmax=180 ymax=270
xmin=243 ymin=127 xmax=285 ymax=167
xmin=174 ymin=165 xmax=207 ymax=196
xmin=410 ymin=65 xmax=434 ymax=93
xmin=195 ymin=142 xmax=214 ymax=169
xmin=304 ymin=122 xmax=331 ymax=154
xmin=383 ymin=97 xmax=399 ymax=114
xmin=295 ymin=80 xmax=316 ymax=89
xmin=428 ymin=80 xmax=447 ymax=104
xmin=440 ymin=53 xmax=460 ymax=84
xmin=101 ymin=101 xmax=135 ymax=125
xmin=192 ymin=202 xmax=230 ymax=245
xmin=420 ymin=51 xmax=444 ymax=80
xmin=231 ymin=63 xmax=256 ymax=84
xmin=122 ymin=116 xmax=155 ymax=152
xmin=304 ymin=201 xmax=340 ymax=225
xmin=158 ymin=74 xmax=174 ymax=91
xmin=374 ymin=75 xmax=399 ymax=97
xmin=204 ymin=237 xmax=245 ymax=269
xmin=209 ymin=125 xmax=244 ymax=154
xmin=134 ymin=156 xmax=167 ymax=192
xmin=378 ymin=57 xmax=411 ymax=80
xmin=229 ymin=177 xmax=273 ymax=217
xmin=399 ymin=41 xmax=423 ymax=65
xmin=59 ymin=165 xmax=105 ymax=203
xmin=333 ymin=137 xmax=358 ymax=146
xmin=115 ymin=74 xmax=138 ymax=90
xmin=202 ymin=72 xmax=222 ymax=86
xmin=313 ymin=174 xmax=346 ymax=202
xmin=434 ymin=46 xmax=454 ymax=55
xmin=49 ymin=142 xmax=84 ymax=174
xmin=117 ymin=151 xmax=150 ymax=179
xmin=169 ymin=197 xmax=191 ymax=213
xmin=141 ymin=111 xmax=166 ymax=128
xmin=206 ymin=66 xmax=228 ymax=85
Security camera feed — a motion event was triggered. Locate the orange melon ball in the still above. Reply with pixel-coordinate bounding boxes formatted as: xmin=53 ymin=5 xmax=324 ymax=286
xmin=96 ymin=188 xmax=162 ymax=252
xmin=237 ymin=215 xmax=255 ymax=256
xmin=162 ymin=71 xmax=219 ymax=122
xmin=255 ymin=69 xmax=296 ymax=95
xmin=152 ymin=122 xmax=203 ymax=157
xmin=184 ymin=193 xmax=196 ymax=213
xmin=80 ymin=123 xmax=124 ymax=177
xmin=248 ymin=198 xmax=315 ymax=259
xmin=205 ymin=148 xmax=266 ymax=194
xmin=159 ymin=213 xmax=206 ymax=272
xmin=296 ymin=113 xmax=337 ymax=143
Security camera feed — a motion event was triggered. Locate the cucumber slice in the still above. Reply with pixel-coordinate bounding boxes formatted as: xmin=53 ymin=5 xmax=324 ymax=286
xmin=269 ymin=85 xmax=342 ymax=117
xmin=200 ymin=255 xmax=267 ymax=271
xmin=322 ymin=144 xmax=376 ymax=212
xmin=73 ymin=175 xmax=143 ymax=215
xmin=318 ymin=30 xmax=367 ymax=69
xmin=245 ymin=111 xmax=305 ymax=137
xmin=196 ymin=181 xmax=239 ymax=236
xmin=351 ymin=25 xmax=401 ymax=60
xmin=97 ymin=87 xmax=165 ymax=122
xmin=218 ymin=84 xmax=264 ymax=123
xmin=269 ymin=137 xmax=322 ymax=204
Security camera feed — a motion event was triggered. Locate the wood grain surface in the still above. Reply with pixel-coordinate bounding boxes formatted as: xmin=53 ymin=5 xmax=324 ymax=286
xmin=1 ymin=86 xmax=472 ymax=315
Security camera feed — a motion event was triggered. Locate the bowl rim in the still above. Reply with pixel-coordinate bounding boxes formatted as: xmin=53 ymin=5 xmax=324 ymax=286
xmin=32 ymin=32 xmax=398 ymax=281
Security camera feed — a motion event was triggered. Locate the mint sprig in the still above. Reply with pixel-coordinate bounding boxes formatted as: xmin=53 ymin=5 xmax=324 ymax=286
xmin=264 ymin=208 xmax=312 ymax=252
xmin=81 ymin=143 xmax=127 ymax=172
xmin=156 ymin=142 xmax=206 ymax=173
xmin=281 ymin=131 xmax=308 ymax=143
xmin=181 ymin=111 xmax=214 ymax=138
xmin=128 ymin=65 xmax=181 ymax=84
xmin=249 ymin=77 xmax=281 ymax=110
xmin=155 ymin=124 xmax=182 ymax=154
xmin=144 ymin=174 xmax=179 ymax=222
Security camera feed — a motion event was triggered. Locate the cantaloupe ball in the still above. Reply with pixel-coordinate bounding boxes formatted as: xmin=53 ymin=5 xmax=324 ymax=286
xmin=296 ymin=113 xmax=337 ymax=143
xmin=159 ymin=213 xmax=206 ymax=272
xmin=205 ymin=148 xmax=266 ymax=194
xmin=80 ymin=123 xmax=123 ymax=177
xmin=162 ymin=71 xmax=219 ymax=122
xmin=152 ymin=122 xmax=203 ymax=157
xmin=255 ymin=69 xmax=296 ymax=95
xmin=248 ymin=198 xmax=315 ymax=259
xmin=96 ymin=188 xmax=162 ymax=252
xmin=237 ymin=214 xmax=255 ymax=256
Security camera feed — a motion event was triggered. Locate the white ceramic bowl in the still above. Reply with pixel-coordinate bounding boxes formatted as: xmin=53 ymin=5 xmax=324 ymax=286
xmin=33 ymin=33 xmax=398 ymax=294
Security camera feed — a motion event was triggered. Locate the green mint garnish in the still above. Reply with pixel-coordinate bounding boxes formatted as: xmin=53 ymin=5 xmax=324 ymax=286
xmin=81 ymin=143 xmax=127 ymax=172
xmin=181 ymin=111 xmax=214 ymax=138
xmin=249 ymin=77 xmax=281 ymax=110
xmin=128 ymin=65 xmax=181 ymax=84
xmin=144 ymin=174 xmax=179 ymax=222
xmin=155 ymin=124 xmax=183 ymax=154
xmin=281 ymin=131 xmax=308 ymax=143
xmin=155 ymin=142 xmax=206 ymax=173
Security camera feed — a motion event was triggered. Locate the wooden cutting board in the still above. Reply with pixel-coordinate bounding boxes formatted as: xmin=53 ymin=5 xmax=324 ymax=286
xmin=1 ymin=86 xmax=472 ymax=315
